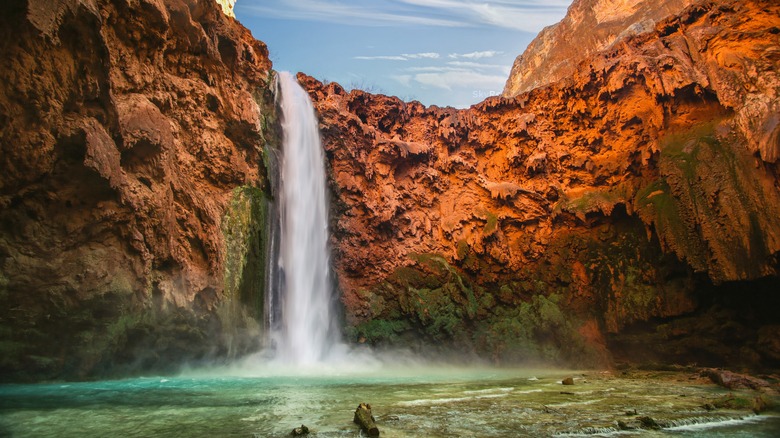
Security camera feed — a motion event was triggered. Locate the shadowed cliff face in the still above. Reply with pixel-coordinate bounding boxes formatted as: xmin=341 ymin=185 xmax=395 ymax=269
xmin=0 ymin=0 xmax=275 ymax=381
xmin=304 ymin=0 xmax=780 ymax=368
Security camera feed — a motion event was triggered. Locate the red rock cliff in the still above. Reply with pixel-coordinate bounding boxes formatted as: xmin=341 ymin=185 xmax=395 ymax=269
xmin=0 ymin=0 xmax=276 ymax=380
xmin=305 ymin=0 xmax=780 ymax=367
xmin=503 ymin=0 xmax=698 ymax=97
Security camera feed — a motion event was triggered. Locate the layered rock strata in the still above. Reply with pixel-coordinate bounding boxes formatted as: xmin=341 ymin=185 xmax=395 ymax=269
xmin=305 ymin=0 xmax=780 ymax=368
xmin=0 ymin=0 xmax=275 ymax=381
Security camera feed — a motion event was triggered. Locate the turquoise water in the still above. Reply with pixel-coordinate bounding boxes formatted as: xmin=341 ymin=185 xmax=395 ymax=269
xmin=1 ymin=366 xmax=778 ymax=437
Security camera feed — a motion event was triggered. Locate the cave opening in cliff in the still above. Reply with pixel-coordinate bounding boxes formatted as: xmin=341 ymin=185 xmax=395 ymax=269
xmin=608 ymin=275 xmax=780 ymax=372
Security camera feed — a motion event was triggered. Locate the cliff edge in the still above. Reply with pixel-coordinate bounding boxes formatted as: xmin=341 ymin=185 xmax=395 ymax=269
xmin=503 ymin=0 xmax=697 ymax=97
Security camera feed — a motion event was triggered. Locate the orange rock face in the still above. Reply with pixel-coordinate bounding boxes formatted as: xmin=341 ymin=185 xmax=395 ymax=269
xmin=304 ymin=0 xmax=780 ymax=366
xmin=503 ymin=0 xmax=698 ymax=97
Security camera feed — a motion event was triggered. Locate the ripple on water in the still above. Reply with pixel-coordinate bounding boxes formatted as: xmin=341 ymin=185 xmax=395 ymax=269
xmin=1 ymin=369 xmax=778 ymax=437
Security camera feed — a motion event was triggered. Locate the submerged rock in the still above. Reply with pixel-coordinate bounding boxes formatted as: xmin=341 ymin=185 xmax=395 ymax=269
xmin=637 ymin=416 xmax=661 ymax=430
xmin=291 ymin=424 xmax=309 ymax=436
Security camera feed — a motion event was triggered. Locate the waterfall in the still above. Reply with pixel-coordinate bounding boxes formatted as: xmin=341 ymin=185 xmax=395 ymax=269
xmin=273 ymin=71 xmax=340 ymax=366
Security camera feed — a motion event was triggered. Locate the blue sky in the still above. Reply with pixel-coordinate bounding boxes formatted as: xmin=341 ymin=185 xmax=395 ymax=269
xmin=235 ymin=1 xmax=572 ymax=108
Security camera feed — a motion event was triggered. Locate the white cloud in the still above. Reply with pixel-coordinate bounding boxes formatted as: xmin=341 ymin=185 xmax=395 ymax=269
xmin=392 ymin=75 xmax=414 ymax=87
xmin=411 ymin=70 xmax=507 ymax=91
xmin=239 ymin=0 xmax=569 ymax=31
xmin=402 ymin=52 xmax=441 ymax=59
xmin=404 ymin=62 xmax=510 ymax=76
xmin=448 ymin=61 xmax=504 ymax=69
xmin=239 ymin=0 xmax=467 ymax=27
xmin=355 ymin=55 xmax=409 ymax=61
xmin=448 ymin=50 xmax=503 ymax=59
xmin=405 ymin=66 xmax=466 ymax=73
xmin=394 ymin=0 xmax=571 ymax=31
xmin=355 ymin=52 xmax=440 ymax=61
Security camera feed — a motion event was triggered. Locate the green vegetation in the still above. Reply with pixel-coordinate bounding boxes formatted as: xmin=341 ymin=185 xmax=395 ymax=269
xmin=709 ymin=393 xmax=774 ymax=413
xmin=635 ymin=180 xmax=676 ymax=215
xmin=253 ymin=71 xmax=281 ymax=146
xmin=475 ymin=293 xmax=593 ymax=364
xmin=221 ymin=185 xmax=268 ymax=318
xmin=352 ymin=254 xmax=478 ymax=347
xmin=350 ymin=251 xmax=603 ymax=366
xmin=554 ymin=183 xmax=633 ymax=220
xmin=350 ymin=319 xmax=412 ymax=345
xmin=481 ymin=210 xmax=499 ymax=236
xmin=633 ymin=119 xmax=778 ymax=277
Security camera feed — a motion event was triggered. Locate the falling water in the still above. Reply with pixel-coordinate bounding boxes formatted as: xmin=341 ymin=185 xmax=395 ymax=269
xmin=274 ymin=71 xmax=339 ymax=365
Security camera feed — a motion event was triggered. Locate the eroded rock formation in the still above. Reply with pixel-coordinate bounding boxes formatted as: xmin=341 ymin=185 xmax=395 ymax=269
xmin=0 ymin=0 xmax=275 ymax=381
xmin=503 ymin=0 xmax=697 ymax=97
xmin=305 ymin=0 xmax=780 ymax=368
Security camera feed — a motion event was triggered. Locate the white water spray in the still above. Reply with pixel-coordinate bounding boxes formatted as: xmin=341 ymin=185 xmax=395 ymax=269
xmin=275 ymin=71 xmax=340 ymax=366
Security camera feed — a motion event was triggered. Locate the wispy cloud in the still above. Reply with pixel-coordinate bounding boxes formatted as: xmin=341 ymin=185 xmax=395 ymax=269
xmin=394 ymin=0 xmax=571 ymax=31
xmin=238 ymin=0 xmax=568 ymax=31
xmin=239 ymin=0 xmax=467 ymax=27
xmin=392 ymin=74 xmax=414 ymax=87
xmin=355 ymin=52 xmax=440 ymax=61
xmin=355 ymin=55 xmax=410 ymax=61
xmin=410 ymin=71 xmax=507 ymax=91
xmin=402 ymin=52 xmax=440 ymax=59
xmin=404 ymin=66 xmax=465 ymax=73
xmin=448 ymin=61 xmax=508 ymax=70
xmin=237 ymin=0 xmax=570 ymax=107
xmin=448 ymin=50 xmax=503 ymax=59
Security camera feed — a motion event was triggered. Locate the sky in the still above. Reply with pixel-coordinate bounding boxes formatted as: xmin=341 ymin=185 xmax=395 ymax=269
xmin=235 ymin=1 xmax=572 ymax=108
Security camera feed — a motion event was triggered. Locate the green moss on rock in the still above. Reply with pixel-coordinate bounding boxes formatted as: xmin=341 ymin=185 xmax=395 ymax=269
xmin=636 ymin=120 xmax=780 ymax=281
xmin=481 ymin=210 xmax=499 ymax=236
xmin=221 ymin=185 xmax=268 ymax=318
xmin=351 ymin=319 xmax=412 ymax=345
xmin=556 ymin=184 xmax=633 ymax=220
xmin=475 ymin=293 xmax=596 ymax=365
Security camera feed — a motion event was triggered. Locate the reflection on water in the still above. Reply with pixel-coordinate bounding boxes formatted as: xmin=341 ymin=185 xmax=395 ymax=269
xmin=1 ymin=367 xmax=778 ymax=437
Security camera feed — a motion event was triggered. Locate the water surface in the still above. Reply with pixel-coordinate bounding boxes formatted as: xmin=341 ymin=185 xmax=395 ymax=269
xmin=2 ymin=367 xmax=778 ymax=437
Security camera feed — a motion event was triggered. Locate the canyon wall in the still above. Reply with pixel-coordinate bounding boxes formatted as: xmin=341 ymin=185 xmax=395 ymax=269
xmin=1 ymin=0 xmax=778 ymax=381
xmin=0 ymin=0 xmax=275 ymax=381
xmin=503 ymin=0 xmax=697 ymax=97
xmin=307 ymin=0 xmax=780 ymax=368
